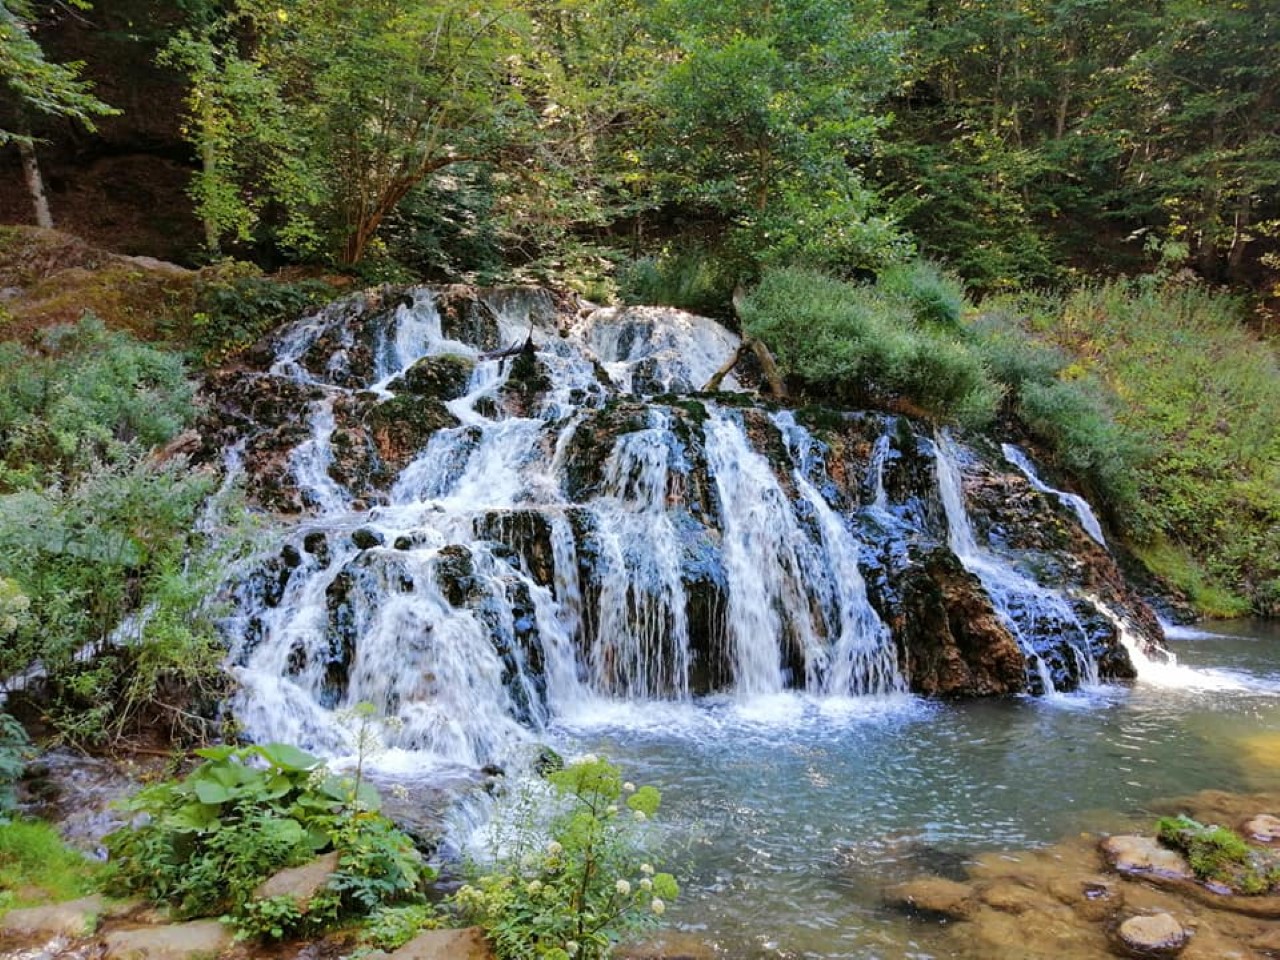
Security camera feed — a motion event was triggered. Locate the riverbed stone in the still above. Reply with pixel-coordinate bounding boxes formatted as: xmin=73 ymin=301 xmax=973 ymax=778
xmin=386 ymin=926 xmax=493 ymax=960
xmin=884 ymin=876 xmax=977 ymax=920
xmin=1242 ymin=814 xmax=1280 ymax=843
xmin=1115 ymin=912 xmax=1192 ymax=956
xmin=979 ymin=880 xmax=1046 ymax=914
xmin=0 ymin=896 xmax=103 ymax=939
xmin=253 ymin=850 xmax=340 ymax=908
xmin=101 ymin=919 xmax=232 ymax=960
xmin=617 ymin=931 xmax=717 ymax=959
xmin=1101 ymin=836 xmax=1195 ymax=881
xmin=1047 ymin=874 xmax=1124 ymax=922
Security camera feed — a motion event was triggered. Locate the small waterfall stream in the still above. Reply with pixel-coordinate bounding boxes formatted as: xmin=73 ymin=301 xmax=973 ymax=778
xmin=218 ymin=285 xmax=1159 ymax=778
xmin=934 ymin=432 xmax=1100 ymax=693
xmin=1002 ymin=443 xmax=1107 ymax=546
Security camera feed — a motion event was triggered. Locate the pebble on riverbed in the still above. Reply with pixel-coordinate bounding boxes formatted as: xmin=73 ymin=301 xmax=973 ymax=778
xmin=1241 ymin=814 xmax=1280 ymax=843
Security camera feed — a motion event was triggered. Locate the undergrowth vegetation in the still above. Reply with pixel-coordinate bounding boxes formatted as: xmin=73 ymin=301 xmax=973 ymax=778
xmin=105 ymin=742 xmax=427 ymax=939
xmin=0 ymin=818 xmax=102 ymax=912
xmin=0 ymin=316 xmax=248 ymax=747
xmin=455 ymin=755 xmax=679 ymax=960
xmin=739 ymin=264 xmax=999 ymax=426
xmin=988 ymin=281 xmax=1280 ymax=615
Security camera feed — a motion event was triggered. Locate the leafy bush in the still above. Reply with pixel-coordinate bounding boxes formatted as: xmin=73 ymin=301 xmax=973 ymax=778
xmin=454 ymin=756 xmax=679 ymax=960
xmin=877 ymin=260 xmax=968 ymax=329
xmin=1025 ymin=279 xmax=1280 ymax=612
xmin=190 ymin=269 xmax=333 ymax=365
xmin=739 ymin=267 xmax=1000 ymax=425
xmin=618 ymin=248 xmax=736 ymax=317
xmin=0 ymin=316 xmax=193 ymax=487
xmin=105 ymin=743 xmax=428 ymax=933
xmin=1156 ymin=815 xmax=1280 ymax=895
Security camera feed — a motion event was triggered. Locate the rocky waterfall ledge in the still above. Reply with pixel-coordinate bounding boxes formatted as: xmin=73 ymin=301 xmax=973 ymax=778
xmin=197 ymin=284 xmax=1164 ymax=770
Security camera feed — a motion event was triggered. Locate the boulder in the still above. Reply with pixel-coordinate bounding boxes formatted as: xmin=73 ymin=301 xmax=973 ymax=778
xmin=0 ymin=896 xmax=103 ymax=939
xmin=1100 ymin=836 xmax=1195 ymax=881
xmin=1115 ymin=912 xmax=1192 ymax=956
xmin=101 ymin=919 xmax=233 ymax=960
xmin=1242 ymin=814 xmax=1280 ymax=843
xmin=883 ymin=876 xmax=977 ymax=920
xmin=387 ymin=926 xmax=493 ymax=960
xmin=253 ymin=850 xmax=340 ymax=908
xmin=887 ymin=548 xmax=1028 ymax=697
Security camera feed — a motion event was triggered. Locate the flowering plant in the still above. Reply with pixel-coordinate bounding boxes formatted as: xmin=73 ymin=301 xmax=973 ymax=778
xmin=453 ymin=756 xmax=678 ymax=959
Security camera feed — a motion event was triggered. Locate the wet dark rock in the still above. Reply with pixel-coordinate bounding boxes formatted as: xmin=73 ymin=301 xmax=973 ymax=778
xmin=476 ymin=511 xmax=556 ymax=587
xmin=437 ymin=287 xmax=502 ymax=351
xmin=434 ymin=545 xmax=480 ymax=607
xmin=303 ymin=531 xmax=330 ymax=564
xmin=562 ymin=401 xmax=651 ymax=500
xmin=366 ymin=395 xmax=459 ymax=477
xmin=883 ymin=546 xmax=1027 ymax=697
xmin=352 ymin=527 xmax=385 ymax=550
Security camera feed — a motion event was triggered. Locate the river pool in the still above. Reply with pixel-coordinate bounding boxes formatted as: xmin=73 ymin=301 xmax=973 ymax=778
xmin=544 ymin=619 xmax=1280 ymax=958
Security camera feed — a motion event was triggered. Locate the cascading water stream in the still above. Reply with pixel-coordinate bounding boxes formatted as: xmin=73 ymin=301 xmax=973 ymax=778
xmin=1001 ymin=443 xmax=1107 ymax=546
xmin=772 ymin=412 xmax=905 ymax=696
xmin=222 ymin=285 xmax=1161 ymax=785
xmin=934 ymin=432 xmax=1100 ymax=693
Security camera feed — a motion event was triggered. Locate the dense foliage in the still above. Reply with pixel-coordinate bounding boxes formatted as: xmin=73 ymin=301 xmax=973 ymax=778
xmin=105 ymin=742 xmax=428 ymax=936
xmin=0 ymin=318 xmax=241 ymax=746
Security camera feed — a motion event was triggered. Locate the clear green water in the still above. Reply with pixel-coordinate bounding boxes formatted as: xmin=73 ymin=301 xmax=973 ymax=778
xmin=550 ymin=620 xmax=1280 ymax=959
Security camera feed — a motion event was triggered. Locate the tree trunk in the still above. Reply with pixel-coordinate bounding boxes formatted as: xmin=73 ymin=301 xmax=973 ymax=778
xmin=17 ymin=138 xmax=53 ymax=229
xmin=1227 ymin=194 xmax=1252 ymax=279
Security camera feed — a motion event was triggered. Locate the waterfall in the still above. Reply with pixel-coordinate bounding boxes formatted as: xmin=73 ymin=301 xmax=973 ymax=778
xmin=1001 ymin=443 xmax=1106 ymax=546
xmin=772 ymin=412 xmax=905 ymax=695
xmin=934 ymin=432 xmax=1100 ymax=693
xmin=217 ymin=286 xmax=1152 ymax=778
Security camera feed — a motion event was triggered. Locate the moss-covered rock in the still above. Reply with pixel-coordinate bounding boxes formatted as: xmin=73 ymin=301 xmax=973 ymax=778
xmin=389 ymin=353 xmax=476 ymax=400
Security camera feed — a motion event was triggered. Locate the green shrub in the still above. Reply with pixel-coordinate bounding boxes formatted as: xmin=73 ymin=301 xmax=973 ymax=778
xmin=105 ymin=743 xmax=428 ymax=931
xmin=618 ymin=248 xmax=736 ymax=317
xmin=0 ymin=316 xmax=193 ymax=486
xmin=877 ymin=260 xmax=968 ymax=329
xmin=739 ymin=267 xmax=1000 ymax=424
xmin=454 ymin=756 xmax=679 ymax=960
xmin=189 ymin=270 xmax=333 ymax=365
xmin=1156 ymin=815 xmax=1280 ymax=895
xmin=0 ymin=712 xmax=29 ymax=821
xmin=1038 ymin=279 xmax=1280 ymax=612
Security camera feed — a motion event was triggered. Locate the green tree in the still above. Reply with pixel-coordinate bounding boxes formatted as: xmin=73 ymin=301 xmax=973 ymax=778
xmin=1113 ymin=0 xmax=1280 ymax=279
xmin=647 ymin=0 xmax=911 ymax=274
xmin=0 ymin=0 xmax=117 ymax=227
xmin=168 ymin=0 xmax=543 ymax=264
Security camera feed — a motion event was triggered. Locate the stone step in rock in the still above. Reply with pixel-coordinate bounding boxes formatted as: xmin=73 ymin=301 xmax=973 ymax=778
xmin=101 ymin=919 xmax=232 ymax=960
xmin=386 ymin=926 xmax=493 ymax=960
xmin=0 ymin=896 xmax=103 ymax=939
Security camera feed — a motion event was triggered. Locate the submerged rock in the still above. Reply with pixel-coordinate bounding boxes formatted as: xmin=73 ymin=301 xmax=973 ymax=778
xmin=1116 ymin=912 xmax=1193 ymax=956
xmin=1101 ymin=836 xmax=1196 ymax=882
xmin=884 ymin=876 xmax=978 ymax=920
